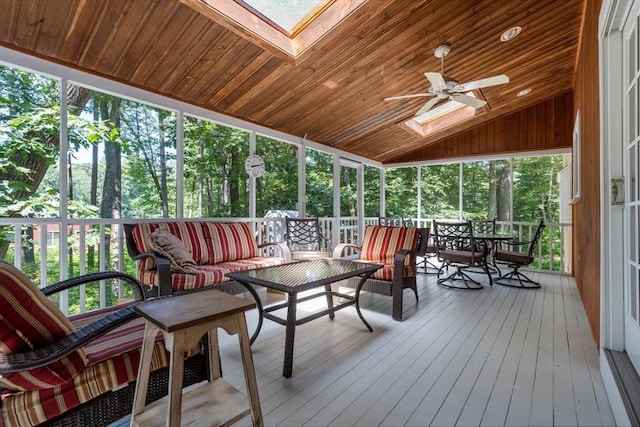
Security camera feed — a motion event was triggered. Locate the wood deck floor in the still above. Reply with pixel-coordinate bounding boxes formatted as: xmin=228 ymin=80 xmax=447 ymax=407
xmin=116 ymin=271 xmax=615 ymax=426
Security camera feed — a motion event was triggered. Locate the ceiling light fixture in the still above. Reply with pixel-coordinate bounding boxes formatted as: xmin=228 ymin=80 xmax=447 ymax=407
xmin=517 ymin=88 xmax=532 ymax=97
xmin=500 ymin=26 xmax=522 ymax=42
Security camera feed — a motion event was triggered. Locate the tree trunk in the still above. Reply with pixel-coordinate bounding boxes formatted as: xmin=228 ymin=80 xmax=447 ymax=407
xmin=158 ymin=111 xmax=169 ymax=218
xmin=88 ymin=102 xmax=99 ymax=271
xmin=100 ymin=97 xmax=122 ymax=270
xmin=497 ymin=163 xmax=511 ymax=221
xmin=488 ymin=161 xmax=496 ymax=219
xmin=229 ymin=152 xmax=240 ymax=216
xmin=23 ymin=227 xmax=34 ymax=263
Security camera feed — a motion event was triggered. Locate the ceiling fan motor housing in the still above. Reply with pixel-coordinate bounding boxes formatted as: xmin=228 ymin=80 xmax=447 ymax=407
xmin=432 ymin=78 xmax=459 ymax=98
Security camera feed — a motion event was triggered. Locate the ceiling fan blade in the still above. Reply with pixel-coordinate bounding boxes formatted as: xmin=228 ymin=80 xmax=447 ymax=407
xmin=451 ymin=75 xmax=509 ymax=92
xmin=415 ymin=97 xmax=440 ymax=116
xmin=425 ymin=72 xmax=447 ymax=90
xmin=384 ymin=93 xmax=434 ymax=101
xmin=450 ymin=93 xmax=487 ymax=109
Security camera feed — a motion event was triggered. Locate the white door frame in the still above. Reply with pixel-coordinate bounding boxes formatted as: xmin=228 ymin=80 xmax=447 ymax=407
xmin=599 ymin=1 xmax=635 ymax=425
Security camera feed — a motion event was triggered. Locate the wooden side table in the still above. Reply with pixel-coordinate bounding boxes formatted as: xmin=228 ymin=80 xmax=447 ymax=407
xmin=131 ymin=289 xmax=263 ymax=427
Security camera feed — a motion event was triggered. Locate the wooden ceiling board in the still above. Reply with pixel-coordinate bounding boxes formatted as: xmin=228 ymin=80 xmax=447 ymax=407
xmin=0 ymin=0 xmax=585 ymax=164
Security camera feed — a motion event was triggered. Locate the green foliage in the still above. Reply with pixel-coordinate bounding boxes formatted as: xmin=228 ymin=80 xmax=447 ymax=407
xmin=385 ymin=166 xmax=418 ymax=217
xmin=513 ymin=156 xmax=564 ymax=222
xmin=421 ymin=163 xmax=460 ymax=219
xmin=306 ymin=148 xmax=333 ymax=217
xmin=184 ymin=117 xmax=249 ymax=217
xmin=256 ymin=135 xmax=298 ymax=216
xmin=364 ymin=166 xmax=380 ymax=217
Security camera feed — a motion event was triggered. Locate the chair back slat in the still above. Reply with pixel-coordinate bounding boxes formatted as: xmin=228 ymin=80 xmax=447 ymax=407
xmin=471 ymin=218 xmax=496 ymax=234
xmin=528 ymin=220 xmax=546 ymax=257
xmin=285 ymin=217 xmax=322 ymax=251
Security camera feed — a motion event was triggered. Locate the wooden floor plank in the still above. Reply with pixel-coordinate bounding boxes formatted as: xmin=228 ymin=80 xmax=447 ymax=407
xmin=502 ymin=284 xmax=544 ymax=426
xmin=111 ymin=271 xmax=614 ymax=427
xmin=554 ymin=274 xmax=579 ymax=426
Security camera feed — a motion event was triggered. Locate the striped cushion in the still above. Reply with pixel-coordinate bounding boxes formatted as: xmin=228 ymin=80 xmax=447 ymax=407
xmin=352 ymin=262 xmax=417 ymax=281
xmin=360 ymin=226 xmax=419 ymax=265
xmin=138 ymin=257 xmax=286 ymax=291
xmin=202 ymin=222 xmax=258 ymax=264
xmin=0 ymin=304 xmax=197 ymax=427
xmin=131 ymin=222 xmax=209 ymax=266
xmin=0 ymin=261 xmax=87 ymax=392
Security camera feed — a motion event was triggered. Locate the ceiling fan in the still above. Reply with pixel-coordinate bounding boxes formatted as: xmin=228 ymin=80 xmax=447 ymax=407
xmin=385 ymin=44 xmax=509 ymax=116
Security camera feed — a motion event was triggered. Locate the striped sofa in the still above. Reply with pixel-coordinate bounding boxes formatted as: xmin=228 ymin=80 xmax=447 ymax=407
xmin=124 ymin=221 xmax=291 ymax=297
xmin=333 ymin=225 xmax=429 ymax=321
xmin=0 ymin=262 xmax=207 ymax=427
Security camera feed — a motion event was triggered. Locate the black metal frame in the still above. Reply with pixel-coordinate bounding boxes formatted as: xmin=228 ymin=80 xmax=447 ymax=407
xmin=284 ymin=217 xmax=331 ymax=259
xmin=433 ymin=220 xmax=492 ymax=289
xmin=494 ymin=220 xmax=546 ymax=288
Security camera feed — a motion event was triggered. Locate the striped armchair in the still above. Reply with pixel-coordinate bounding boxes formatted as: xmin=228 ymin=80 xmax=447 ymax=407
xmin=333 ymin=226 xmax=429 ymax=321
xmin=0 ymin=262 xmax=207 ymax=427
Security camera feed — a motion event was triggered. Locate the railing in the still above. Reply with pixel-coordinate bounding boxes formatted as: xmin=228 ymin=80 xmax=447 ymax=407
xmin=0 ymin=216 xmax=571 ymax=315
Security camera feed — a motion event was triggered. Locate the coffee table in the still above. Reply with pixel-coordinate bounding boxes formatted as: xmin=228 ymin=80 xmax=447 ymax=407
xmin=226 ymin=259 xmax=382 ymax=377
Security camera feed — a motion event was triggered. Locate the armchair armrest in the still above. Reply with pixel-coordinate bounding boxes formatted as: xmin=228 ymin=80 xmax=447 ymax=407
xmin=333 ymin=243 xmax=362 ymax=259
xmin=41 ymin=271 xmax=146 ymax=301
xmin=0 ymin=305 xmax=138 ymax=373
xmin=128 ymin=251 xmax=173 ymax=296
xmin=393 ymin=249 xmax=417 ymax=282
xmin=259 ymin=241 xmax=292 ymax=263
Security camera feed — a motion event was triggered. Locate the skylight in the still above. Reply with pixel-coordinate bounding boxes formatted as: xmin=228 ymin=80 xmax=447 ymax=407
xmin=403 ymin=92 xmax=481 ymax=138
xmin=239 ymin=0 xmax=331 ymax=36
xmin=414 ymin=92 xmax=476 ymax=124
xmin=182 ymin=0 xmax=367 ymax=61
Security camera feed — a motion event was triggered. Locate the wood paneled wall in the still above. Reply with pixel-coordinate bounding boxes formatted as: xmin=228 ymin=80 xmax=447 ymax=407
xmin=572 ymin=0 xmax=602 ymax=347
xmin=389 ymin=91 xmax=573 ymax=163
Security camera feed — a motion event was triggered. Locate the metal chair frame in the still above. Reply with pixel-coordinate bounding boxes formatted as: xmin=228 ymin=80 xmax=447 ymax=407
xmin=284 ymin=217 xmax=331 ymax=258
xmin=494 ymin=220 xmax=546 ymax=288
xmin=433 ymin=220 xmax=491 ymax=289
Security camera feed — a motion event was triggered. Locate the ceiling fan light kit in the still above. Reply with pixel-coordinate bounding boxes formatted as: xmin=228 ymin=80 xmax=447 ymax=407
xmin=385 ymin=43 xmax=509 ymax=116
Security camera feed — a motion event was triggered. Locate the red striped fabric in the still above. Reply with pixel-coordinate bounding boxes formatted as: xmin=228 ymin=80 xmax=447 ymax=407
xmin=137 ymin=257 xmax=285 ymax=291
xmin=1 ymin=304 xmax=201 ymax=427
xmin=360 ymin=226 xmax=419 ymax=265
xmin=202 ymin=223 xmax=258 ymax=264
xmin=353 ymin=261 xmax=417 ymax=280
xmin=0 ymin=262 xmax=87 ymax=392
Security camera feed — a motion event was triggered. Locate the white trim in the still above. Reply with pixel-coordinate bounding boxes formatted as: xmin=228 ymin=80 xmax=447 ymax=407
xmin=249 ymin=131 xmax=257 ymax=221
xmin=387 ymin=147 xmax=571 ymax=169
xmin=570 ymin=110 xmax=582 ymax=204
xmin=380 ymin=169 xmax=386 ymax=217
xmin=298 ymin=136 xmax=307 ymax=217
xmin=600 ymin=352 xmax=633 ymax=426
xmin=458 ymin=162 xmax=464 ymax=220
xmin=176 ymin=111 xmax=185 ymax=217
xmin=333 ymin=154 xmax=340 ymax=219
xmin=600 ymin=28 xmax=626 ymax=352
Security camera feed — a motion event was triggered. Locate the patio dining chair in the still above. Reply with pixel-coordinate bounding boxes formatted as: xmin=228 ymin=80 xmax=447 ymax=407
xmin=284 ymin=217 xmax=331 ymax=260
xmin=432 ymin=220 xmax=492 ymax=289
xmin=378 ymin=216 xmax=403 ymax=226
xmin=471 ymin=218 xmax=496 ymax=234
xmin=493 ymin=220 xmax=546 ymax=288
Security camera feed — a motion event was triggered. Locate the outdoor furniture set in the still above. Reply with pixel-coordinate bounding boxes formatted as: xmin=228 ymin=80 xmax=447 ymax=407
xmin=431 ymin=219 xmax=546 ymax=289
xmin=0 ymin=218 xmax=543 ymax=424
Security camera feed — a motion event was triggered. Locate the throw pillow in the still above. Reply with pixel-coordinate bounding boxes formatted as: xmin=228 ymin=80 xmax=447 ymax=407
xmin=0 ymin=261 xmax=88 ymax=391
xmin=150 ymin=228 xmax=198 ymax=274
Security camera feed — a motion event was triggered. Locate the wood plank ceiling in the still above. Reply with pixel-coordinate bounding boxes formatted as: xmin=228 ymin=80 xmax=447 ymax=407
xmin=0 ymin=0 xmax=585 ymax=164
